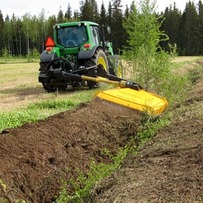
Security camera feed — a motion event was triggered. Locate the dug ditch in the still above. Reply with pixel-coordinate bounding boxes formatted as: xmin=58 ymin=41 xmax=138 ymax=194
xmin=0 ymin=99 xmax=141 ymax=202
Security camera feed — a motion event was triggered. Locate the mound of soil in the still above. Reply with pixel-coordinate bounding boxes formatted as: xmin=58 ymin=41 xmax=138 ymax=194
xmin=0 ymin=70 xmax=202 ymax=202
xmin=0 ymin=99 xmax=140 ymax=202
xmin=91 ymin=78 xmax=203 ymax=202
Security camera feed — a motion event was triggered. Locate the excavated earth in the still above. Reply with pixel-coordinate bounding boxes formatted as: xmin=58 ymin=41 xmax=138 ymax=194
xmin=0 ymin=66 xmax=203 ymax=202
xmin=91 ymin=78 xmax=203 ymax=202
xmin=0 ymin=99 xmax=141 ymax=202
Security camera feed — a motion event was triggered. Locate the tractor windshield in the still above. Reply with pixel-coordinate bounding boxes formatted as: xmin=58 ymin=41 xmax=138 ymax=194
xmin=57 ymin=26 xmax=88 ymax=48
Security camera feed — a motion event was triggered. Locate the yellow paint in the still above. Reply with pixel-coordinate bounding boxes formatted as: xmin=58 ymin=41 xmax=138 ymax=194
xmin=97 ymin=88 xmax=168 ymax=115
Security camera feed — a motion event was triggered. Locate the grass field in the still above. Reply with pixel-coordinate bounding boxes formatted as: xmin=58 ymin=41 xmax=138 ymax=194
xmin=0 ymin=56 xmax=202 ymax=112
xmin=0 ymin=56 xmax=202 ymax=202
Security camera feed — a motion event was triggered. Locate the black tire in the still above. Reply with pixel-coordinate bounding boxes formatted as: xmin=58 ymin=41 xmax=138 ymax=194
xmin=40 ymin=58 xmax=74 ymax=92
xmin=107 ymin=55 xmax=123 ymax=78
xmin=91 ymin=49 xmax=109 ymax=72
xmin=42 ymin=82 xmax=57 ymax=92
xmin=86 ymin=49 xmax=109 ymax=89
xmin=39 ymin=62 xmax=57 ymax=92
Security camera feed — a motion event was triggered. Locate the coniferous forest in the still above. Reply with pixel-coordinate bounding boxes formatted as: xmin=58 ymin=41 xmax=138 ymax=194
xmin=0 ymin=0 xmax=203 ymax=56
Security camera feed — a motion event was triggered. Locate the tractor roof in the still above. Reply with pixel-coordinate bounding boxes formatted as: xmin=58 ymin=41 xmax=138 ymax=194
xmin=56 ymin=21 xmax=99 ymax=28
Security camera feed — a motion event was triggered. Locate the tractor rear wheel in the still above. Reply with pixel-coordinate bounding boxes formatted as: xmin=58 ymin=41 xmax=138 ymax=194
xmin=92 ymin=48 xmax=109 ymax=72
xmin=86 ymin=48 xmax=109 ymax=88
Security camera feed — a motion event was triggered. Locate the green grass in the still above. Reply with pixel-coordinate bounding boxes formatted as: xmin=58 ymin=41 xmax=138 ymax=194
xmin=0 ymin=90 xmax=95 ymax=132
xmin=0 ymin=62 xmax=39 ymax=87
xmin=55 ymin=146 xmax=130 ymax=203
xmin=0 ymin=56 xmax=39 ymax=64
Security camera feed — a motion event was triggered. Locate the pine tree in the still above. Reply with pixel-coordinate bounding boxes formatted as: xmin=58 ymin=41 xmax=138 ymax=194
xmin=0 ymin=10 xmax=4 ymax=56
xmin=181 ymin=1 xmax=198 ymax=55
xmin=111 ymin=0 xmax=124 ymax=53
xmin=91 ymin=0 xmax=99 ymax=22
xmin=198 ymin=0 xmax=203 ymax=54
xmin=124 ymin=5 xmax=129 ymax=18
xmin=104 ymin=1 xmax=113 ymax=41
xmin=73 ymin=11 xmax=79 ymax=20
xmin=161 ymin=3 xmax=182 ymax=52
xmin=99 ymin=2 xmax=107 ymax=26
xmin=1 ymin=0 xmax=203 ymax=56
xmin=80 ymin=0 xmax=99 ymax=22
xmin=65 ymin=3 xmax=72 ymax=21
xmin=3 ymin=15 xmax=12 ymax=56
xmin=57 ymin=7 xmax=64 ymax=23
xmin=46 ymin=15 xmax=57 ymax=37
xmin=10 ymin=14 xmax=19 ymax=55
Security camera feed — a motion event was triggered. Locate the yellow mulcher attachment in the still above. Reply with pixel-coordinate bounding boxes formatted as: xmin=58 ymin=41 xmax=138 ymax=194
xmin=80 ymin=75 xmax=168 ymax=115
xmin=52 ymin=64 xmax=168 ymax=115
xmin=97 ymin=88 xmax=168 ymax=115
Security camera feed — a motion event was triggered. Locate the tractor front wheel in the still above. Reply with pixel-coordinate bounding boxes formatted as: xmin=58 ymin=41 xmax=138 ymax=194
xmin=108 ymin=55 xmax=123 ymax=78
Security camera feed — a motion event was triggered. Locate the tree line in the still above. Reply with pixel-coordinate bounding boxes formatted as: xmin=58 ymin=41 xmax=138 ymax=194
xmin=0 ymin=0 xmax=203 ymax=56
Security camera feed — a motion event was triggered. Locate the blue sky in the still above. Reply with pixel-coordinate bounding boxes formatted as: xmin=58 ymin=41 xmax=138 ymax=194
xmin=0 ymin=0 xmax=197 ymax=18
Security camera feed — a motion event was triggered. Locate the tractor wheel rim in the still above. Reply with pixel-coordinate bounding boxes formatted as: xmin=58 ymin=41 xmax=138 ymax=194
xmin=98 ymin=57 xmax=107 ymax=71
xmin=116 ymin=64 xmax=123 ymax=78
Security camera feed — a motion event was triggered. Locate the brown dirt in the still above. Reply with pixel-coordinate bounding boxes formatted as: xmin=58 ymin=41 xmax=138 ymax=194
xmin=0 ymin=59 xmax=202 ymax=202
xmin=0 ymin=99 xmax=141 ymax=202
xmin=90 ymin=78 xmax=203 ymax=202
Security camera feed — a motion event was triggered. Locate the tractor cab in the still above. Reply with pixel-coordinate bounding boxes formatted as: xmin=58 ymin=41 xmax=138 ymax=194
xmin=53 ymin=22 xmax=113 ymax=55
xmin=57 ymin=25 xmax=88 ymax=48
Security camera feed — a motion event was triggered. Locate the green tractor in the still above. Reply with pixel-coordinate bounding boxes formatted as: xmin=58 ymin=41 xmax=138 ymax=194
xmin=39 ymin=21 xmax=123 ymax=92
xmin=38 ymin=21 xmax=168 ymax=115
